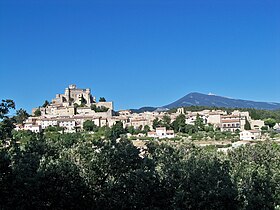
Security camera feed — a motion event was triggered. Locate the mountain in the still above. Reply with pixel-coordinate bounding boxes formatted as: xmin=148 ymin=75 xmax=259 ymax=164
xmin=163 ymin=92 xmax=280 ymax=110
xmin=130 ymin=106 xmax=157 ymax=113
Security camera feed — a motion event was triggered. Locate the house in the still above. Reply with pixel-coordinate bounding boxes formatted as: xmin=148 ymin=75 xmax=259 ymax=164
xmin=240 ymin=130 xmax=261 ymax=140
xmin=58 ymin=119 xmax=76 ymax=133
xmin=220 ymin=115 xmax=241 ymax=132
xmin=148 ymin=127 xmax=175 ymax=139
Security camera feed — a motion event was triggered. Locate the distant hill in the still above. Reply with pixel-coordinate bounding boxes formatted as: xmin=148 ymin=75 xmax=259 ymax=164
xmin=163 ymin=92 xmax=280 ymax=110
xmin=130 ymin=106 xmax=157 ymax=113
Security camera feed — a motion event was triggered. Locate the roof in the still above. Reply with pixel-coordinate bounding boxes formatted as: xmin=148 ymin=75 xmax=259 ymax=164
xmin=221 ymin=119 xmax=240 ymax=123
xmin=148 ymin=132 xmax=156 ymax=135
xmin=241 ymin=130 xmax=261 ymax=133
xmin=156 ymin=127 xmax=167 ymax=130
xmin=221 ymin=115 xmax=240 ymax=118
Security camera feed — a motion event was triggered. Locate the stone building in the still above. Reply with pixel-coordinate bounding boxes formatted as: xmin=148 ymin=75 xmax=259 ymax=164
xmin=32 ymin=84 xmax=113 ymax=118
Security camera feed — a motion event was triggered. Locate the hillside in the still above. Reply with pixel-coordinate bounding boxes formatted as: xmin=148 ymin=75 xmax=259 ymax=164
xmin=163 ymin=92 xmax=280 ymax=110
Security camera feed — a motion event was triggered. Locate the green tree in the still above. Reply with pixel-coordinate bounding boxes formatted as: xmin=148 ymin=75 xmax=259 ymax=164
xmin=162 ymin=115 xmax=171 ymax=129
xmin=264 ymin=118 xmax=276 ymax=129
xmin=127 ymin=126 xmax=136 ymax=135
xmin=80 ymin=96 xmax=87 ymax=105
xmin=34 ymin=108 xmax=41 ymax=117
xmin=44 ymin=126 xmax=63 ymax=132
xmin=143 ymin=125 xmax=151 ymax=134
xmin=83 ymin=120 xmax=97 ymax=132
xmin=244 ymin=117 xmax=251 ymax=130
xmin=152 ymin=117 xmax=162 ymax=129
xmin=107 ymin=121 xmax=126 ymax=139
xmin=194 ymin=114 xmax=205 ymax=131
xmin=0 ymin=99 xmax=16 ymax=140
xmin=14 ymin=108 xmax=29 ymax=125
xmin=0 ymin=99 xmax=15 ymax=119
xmin=185 ymin=124 xmax=197 ymax=135
xmin=99 ymin=97 xmax=106 ymax=102
xmin=172 ymin=114 xmax=186 ymax=133
xmin=42 ymin=100 xmax=50 ymax=108
xmin=91 ymin=104 xmax=109 ymax=112
xmin=229 ymin=142 xmax=280 ymax=209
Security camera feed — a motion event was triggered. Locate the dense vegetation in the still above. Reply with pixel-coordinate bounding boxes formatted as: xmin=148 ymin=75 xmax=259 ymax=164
xmin=1 ymin=131 xmax=280 ymax=209
xmin=1 ymin=100 xmax=280 ymax=209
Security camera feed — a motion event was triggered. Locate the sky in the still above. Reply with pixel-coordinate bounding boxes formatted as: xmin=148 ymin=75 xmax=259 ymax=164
xmin=0 ymin=0 xmax=280 ymax=112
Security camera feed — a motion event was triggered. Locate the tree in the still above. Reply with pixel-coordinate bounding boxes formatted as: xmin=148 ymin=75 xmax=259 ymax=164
xmin=228 ymin=142 xmax=280 ymax=209
xmin=244 ymin=117 xmax=251 ymax=130
xmin=0 ymin=99 xmax=16 ymax=140
xmin=80 ymin=96 xmax=87 ymax=105
xmin=99 ymin=97 xmax=106 ymax=102
xmin=44 ymin=126 xmax=63 ymax=132
xmin=264 ymin=118 xmax=276 ymax=129
xmin=108 ymin=121 xmax=126 ymax=140
xmin=152 ymin=117 xmax=162 ymax=129
xmin=34 ymin=108 xmax=41 ymax=117
xmin=14 ymin=109 xmax=29 ymax=125
xmin=42 ymin=100 xmax=50 ymax=108
xmin=172 ymin=114 xmax=186 ymax=133
xmin=185 ymin=124 xmax=197 ymax=135
xmin=143 ymin=125 xmax=151 ymax=134
xmin=0 ymin=99 xmax=15 ymax=119
xmin=83 ymin=120 xmax=97 ymax=132
xmin=194 ymin=114 xmax=205 ymax=131
xmin=91 ymin=104 xmax=109 ymax=112
xmin=127 ymin=126 xmax=136 ymax=135
xmin=162 ymin=115 xmax=171 ymax=129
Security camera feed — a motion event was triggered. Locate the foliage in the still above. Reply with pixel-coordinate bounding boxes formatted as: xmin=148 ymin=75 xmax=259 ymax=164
xmin=44 ymin=126 xmax=63 ymax=132
xmin=91 ymin=104 xmax=109 ymax=112
xmin=0 ymin=99 xmax=15 ymax=119
xmin=152 ymin=117 xmax=161 ymax=129
xmin=172 ymin=114 xmax=186 ymax=133
xmin=83 ymin=120 xmax=98 ymax=132
xmin=99 ymin=97 xmax=106 ymax=102
xmin=34 ymin=108 xmax=41 ymax=116
xmin=0 ymin=99 xmax=16 ymax=140
xmin=244 ymin=117 xmax=251 ymax=130
xmin=106 ymin=121 xmax=126 ymax=140
xmin=228 ymin=142 xmax=280 ymax=209
xmin=264 ymin=118 xmax=277 ymax=129
xmin=42 ymin=100 xmax=50 ymax=108
xmin=143 ymin=125 xmax=151 ymax=134
xmin=1 ymin=127 xmax=280 ymax=209
xmin=13 ymin=108 xmax=29 ymax=125
xmin=80 ymin=95 xmax=87 ymax=105
xmin=194 ymin=114 xmax=205 ymax=131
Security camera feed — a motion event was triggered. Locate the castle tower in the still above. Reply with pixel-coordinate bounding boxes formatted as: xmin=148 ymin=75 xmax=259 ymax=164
xmin=85 ymin=88 xmax=91 ymax=105
xmin=65 ymin=87 xmax=70 ymax=104
xmin=69 ymin=84 xmax=76 ymax=89
xmin=177 ymin=107 xmax=185 ymax=115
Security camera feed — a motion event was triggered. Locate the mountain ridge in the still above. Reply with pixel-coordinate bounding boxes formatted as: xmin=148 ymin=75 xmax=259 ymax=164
xmin=129 ymin=92 xmax=280 ymax=112
xmin=163 ymin=92 xmax=280 ymax=110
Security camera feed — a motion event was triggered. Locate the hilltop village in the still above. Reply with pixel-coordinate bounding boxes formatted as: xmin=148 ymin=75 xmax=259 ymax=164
xmin=15 ymin=84 xmax=273 ymax=142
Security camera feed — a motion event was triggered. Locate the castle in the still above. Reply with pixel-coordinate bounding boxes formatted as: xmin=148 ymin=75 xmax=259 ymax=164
xmin=32 ymin=84 xmax=113 ymax=117
xmin=52 ymin=84 xmax=94 ymax=106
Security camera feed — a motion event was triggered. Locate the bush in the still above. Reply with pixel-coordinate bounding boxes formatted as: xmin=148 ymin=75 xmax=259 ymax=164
xmin=90 ymin=104 xmax=109 ymax=112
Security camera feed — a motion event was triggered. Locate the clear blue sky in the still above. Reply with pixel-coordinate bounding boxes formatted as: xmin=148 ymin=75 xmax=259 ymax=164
xmin=0 ymin=0 xmax=279 ymax=112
